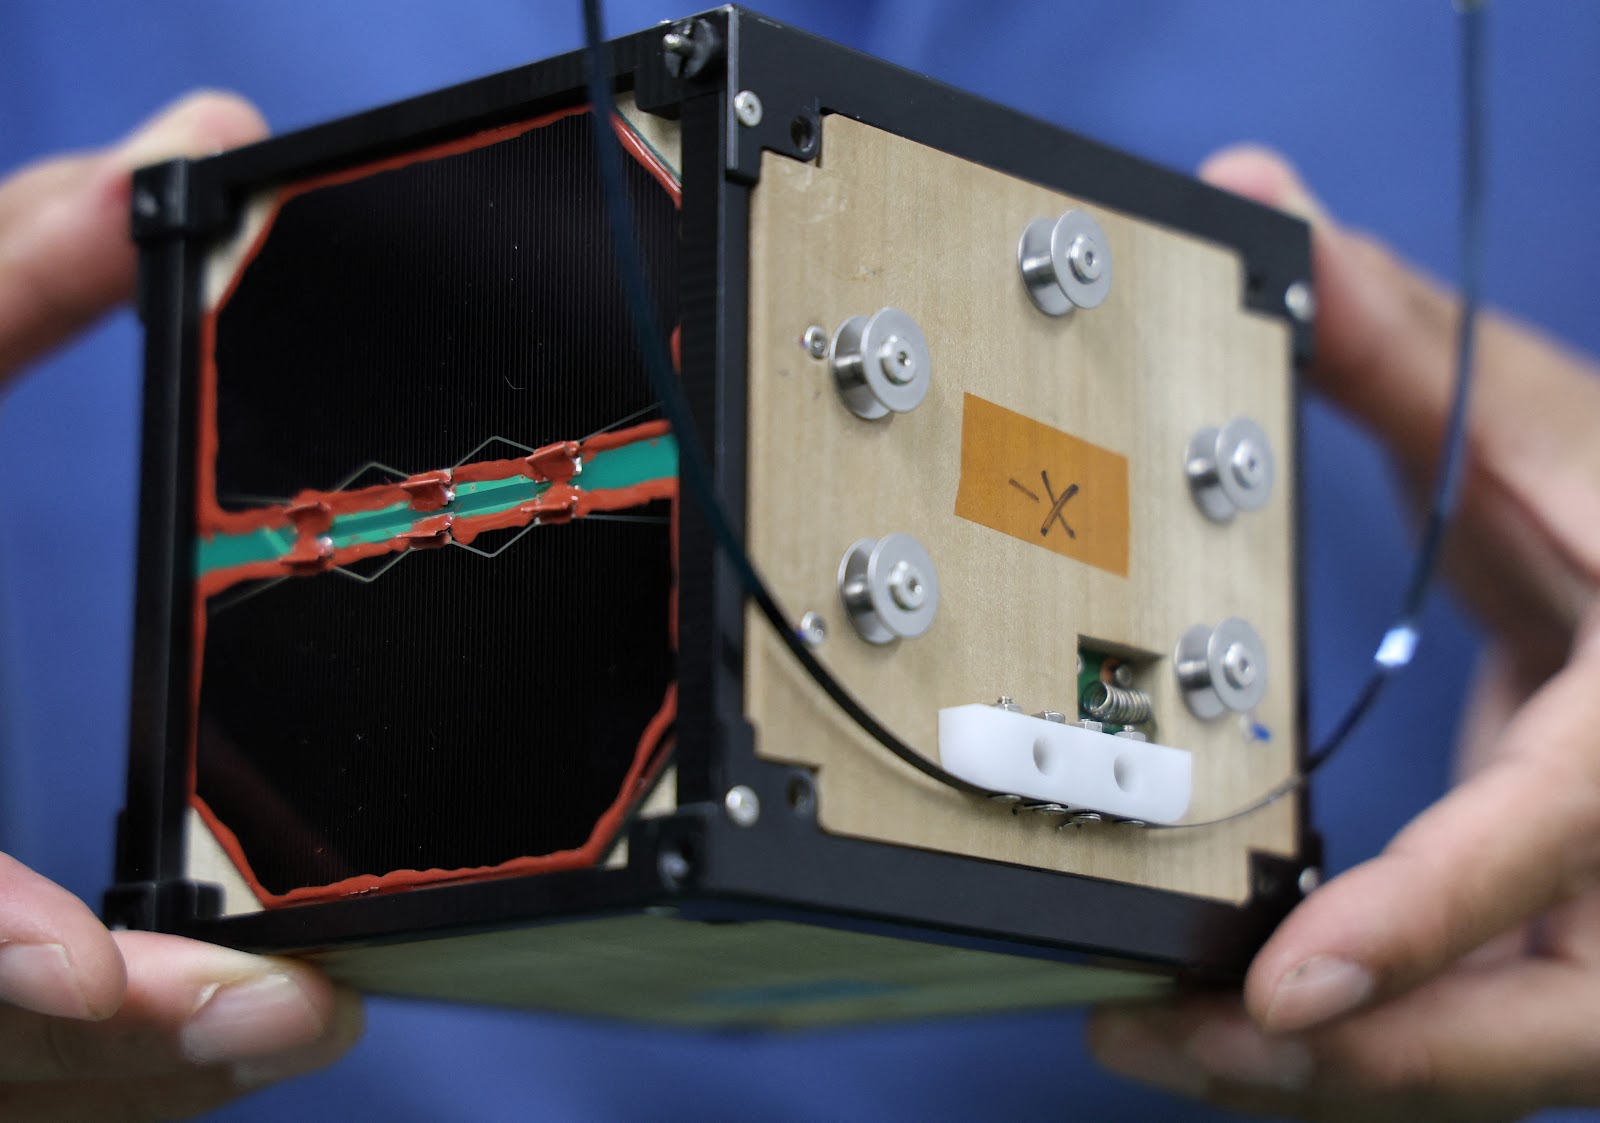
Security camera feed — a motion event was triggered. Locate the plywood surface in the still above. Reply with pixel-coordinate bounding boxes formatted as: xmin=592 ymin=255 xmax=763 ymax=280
xmin=744 ymin=116 xmax=1299 ymax=903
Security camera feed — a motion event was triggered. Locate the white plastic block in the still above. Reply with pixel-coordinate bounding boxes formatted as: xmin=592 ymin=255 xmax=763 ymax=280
xmin=937 ymin=704 xmax=1193 ymax=824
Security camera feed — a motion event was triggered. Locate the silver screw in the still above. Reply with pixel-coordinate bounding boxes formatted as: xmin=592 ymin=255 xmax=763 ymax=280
xmin=995 ymin=696 xmax=1023 ymax=713
xmin=1231 ymin=439 xmax=1266 ymax=490
xmin=733 ymin=89 xmax=763 ymax=128
xmin=1221 ymin=642 xmax=1258 ymax=690
xmin=797 ymin=611 xmax=827 ymax=646
xmin=1067 ymin=235 xmax=1104 ymax=283
xmin=662 ymin=29 xmax=693 ymax=61
xmin=134 ymin=190 xmax=161 ymax=219
xmin=1112 ymin=662 xmax=1135 ymax=687
xmin=877 ymin=335 xmax=917 ymax=385
xmin=658 ymin=849 xmax=691 ymax=885
xmin=724 ymin=785 xmax=761 ymax=827
xmin=1284 ymin=280 xmax=1315 ymax=323
xmin=887 ymin=559 xmax=926 ymax=610
xmin=1036 ymin=710 xmax=1067 ymax=723
xmin=660 ymin=17 xmax=719 ymax=79
xmin=1298 ymin=866 xmax=1323 ymax=895
xmin=802 ymin=325 xmax=828 ymax=359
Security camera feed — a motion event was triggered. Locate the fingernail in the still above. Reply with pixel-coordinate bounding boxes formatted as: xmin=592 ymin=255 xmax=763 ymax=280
xmin=1093 ymin=1014 xmax=1209 ymax=1097
xmin=1278 ymin=183 xmax=1329 ymax=228
xmin=231 ymin=985 xmax=362 ymax=1088
xmin=116 ymin=113 xmax=197 ymax=171
xmin=181 ymin=972 xmax=326 ymax=1064
xmin=0 ymin=942 xmax=93 ymax=1019
xmin=1200 ymin=147 xmax=1330 ymax=227
xmin=115 ymin=93 xmax=243 ymax=170
xmin=1265 ymin=956 xmax=1374 ymax=1031
xmin=1187 ymin=1019 xmax=1314 ymax=1091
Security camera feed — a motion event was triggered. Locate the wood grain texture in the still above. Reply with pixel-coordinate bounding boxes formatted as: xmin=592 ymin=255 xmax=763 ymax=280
xmin=744 ymin=115 xmax=1299 ymax=903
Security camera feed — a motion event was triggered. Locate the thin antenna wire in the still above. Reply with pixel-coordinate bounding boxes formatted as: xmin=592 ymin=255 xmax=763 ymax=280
xmin=580 ymin=0 xmax=989 ymax=796
xmin=581 ymin=0 xmax=1486 ymax=822
xmin=1157 ymin=0 xmax=1487 ymax=830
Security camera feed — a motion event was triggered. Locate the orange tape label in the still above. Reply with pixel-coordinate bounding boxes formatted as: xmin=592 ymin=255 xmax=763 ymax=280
xmin=954 ymin=393 xmax=1130 ymax=577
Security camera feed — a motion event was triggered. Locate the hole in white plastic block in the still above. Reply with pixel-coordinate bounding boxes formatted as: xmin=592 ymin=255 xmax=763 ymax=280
xmin=1112 ymin=752 xmax=1135 ymax=792
xmin=1032 ymin=737 xmax=1064 ymax=776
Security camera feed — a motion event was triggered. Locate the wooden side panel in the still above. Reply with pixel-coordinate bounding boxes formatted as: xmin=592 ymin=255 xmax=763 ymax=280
xmin=744 ymin=116 xmax=1298 ymax=903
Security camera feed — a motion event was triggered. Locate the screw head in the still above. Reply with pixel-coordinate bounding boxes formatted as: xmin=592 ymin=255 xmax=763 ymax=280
xmin=1298 ymin=866 xmax=1323 ymax=895
xmin=1112 ymin=662 xmax=1135 ymax=687
xmin=877 ymin=335 xmax=917 ymax=385
xmin=1066 ymin=234 xmax=1104 ymax=283
xmin=1285 ymin=280 xmax=1315 ymax=323
xmin=658 ymin=848 xmax=691 ymax=886
xmin=134 ymin=190 xmax=161 ymax=219
xmin=1230 ymin=439 xmax=1267 ymax=490
xmin=660 ymin=17 xmax=720 ymax=79
xmin=797 ymin=611 xmax=827 ymax=646
xmin=724 ymin=785 xmax=761 ymax=827
xmin=733 ymin=89 xmax=763 ymax=128
xmin=995 ymin=695 xmax=1023 ymax=713
xmin=802 ymin=325 xmax=828 ymax=359
xmin=1221 ymin=642 xmax=1258 ymax=690
xmin=886 ymin=559 xmax=926 ymax=610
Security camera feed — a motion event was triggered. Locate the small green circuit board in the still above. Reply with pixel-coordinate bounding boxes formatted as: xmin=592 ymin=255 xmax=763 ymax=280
xmin=1076 ymin=650 xmax=1148 ymax=735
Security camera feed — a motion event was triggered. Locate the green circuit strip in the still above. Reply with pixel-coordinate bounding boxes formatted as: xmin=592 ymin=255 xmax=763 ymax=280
xmin=196 ymin=434 xmax=678 ymax=578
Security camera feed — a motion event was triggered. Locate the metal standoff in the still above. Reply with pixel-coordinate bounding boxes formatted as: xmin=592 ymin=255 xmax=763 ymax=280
xmin=829 ymin=307 xmax=932 ymax=420
xmin=837 ymin=533 xmax=940 ymax=644
xmin=1017 ymin=209 xmax=1113 ymax=316
xmin=1185 ymin=416 xmax=1276 ymax=523
xmin=1174 ymin=617 xmax=1270 ymax=720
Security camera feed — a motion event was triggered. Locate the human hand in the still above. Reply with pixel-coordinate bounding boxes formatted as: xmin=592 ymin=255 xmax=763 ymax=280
xmin=1088 ymin=147 xmax=1600 ymax=1121
xmin=1 ymin=93 xmax=364 ymax=1120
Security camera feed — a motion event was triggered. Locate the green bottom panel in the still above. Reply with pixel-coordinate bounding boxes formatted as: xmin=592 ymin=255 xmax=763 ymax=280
xmin=307 ymin=913 xmax=1172 ymax=1030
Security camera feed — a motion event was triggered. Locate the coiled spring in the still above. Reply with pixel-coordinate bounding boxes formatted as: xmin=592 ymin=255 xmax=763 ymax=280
xmin=1081 ymin=680 xmax=1153 ymax=725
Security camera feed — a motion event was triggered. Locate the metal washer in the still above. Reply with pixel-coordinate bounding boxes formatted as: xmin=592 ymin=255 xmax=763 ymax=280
xmin=1184 ymin=416 xmax=1275 ymax=522
xmin=837 ymin=533 xmax=940 ymax=644
xmin=1017 ymin=209 xmax=1113 ymax=316
xmin=829 ymin=307 xmax=931 ymax=420
xmin=1174 ymin=617 xmax=1269 ymax=720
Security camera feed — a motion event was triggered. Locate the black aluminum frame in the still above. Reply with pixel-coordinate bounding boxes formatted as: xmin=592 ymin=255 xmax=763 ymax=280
xmin=108 ymin=6 xmax=1316 ymax=985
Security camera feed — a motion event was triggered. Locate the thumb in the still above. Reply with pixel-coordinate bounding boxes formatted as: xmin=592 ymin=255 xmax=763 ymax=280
xmin=0 ymin=90 xmax=269 ymax=381
xmin=1092 ymin=959 xmax=1600 ymax=1117
xmin=1243 ymin=630 xmax=1600 ymax=1034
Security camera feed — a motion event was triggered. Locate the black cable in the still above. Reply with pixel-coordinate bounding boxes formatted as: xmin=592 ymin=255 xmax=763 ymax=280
xmin=1155 ymin=0 xmax=1487 ymax=829
xmin=582 ymin=0 xmax=1485 ymax=825
xmin=579 ymin=0 xmax=990 ymax=797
